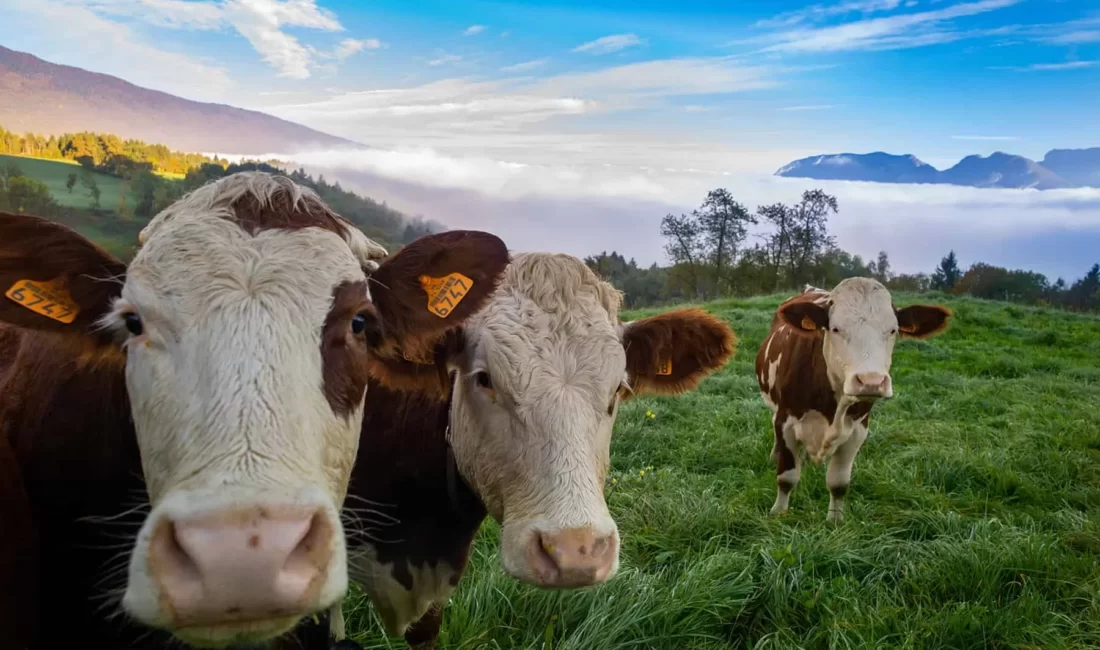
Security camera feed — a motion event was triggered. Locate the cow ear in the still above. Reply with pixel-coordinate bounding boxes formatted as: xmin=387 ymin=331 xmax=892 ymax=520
xmin=778 ymin=299 xmax=829 ymax=335
xmin=895 ymin=304 xmax=952 ymax=339
xmin=0 ymin=212 xmax=126 ymax=345
xmin=365 ymin=229 xmax=507 ymax=361
xmin=364 ymin=329 xmax=464 ymax=400
xmin=620 ymin=307 xmax=735 ymax=398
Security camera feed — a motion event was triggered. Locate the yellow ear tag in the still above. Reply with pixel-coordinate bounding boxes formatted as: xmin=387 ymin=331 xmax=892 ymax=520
xmin=5 ymin=278 xmax=80 ymax=324
xmin=800 ymin=315 xmax=818 ymax=331
xmin=656 ymin=358 xmax=673 ymax=376
xmin=419 ymin=273 xmax=473 ymax=318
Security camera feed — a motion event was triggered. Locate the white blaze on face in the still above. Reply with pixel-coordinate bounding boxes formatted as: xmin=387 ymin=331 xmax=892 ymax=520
xmin=818 ymin=278 xmax=900 ymax=398
xmin=111 ymin=174 xmax=383 ymax=648
xmin=448 ymin=253 xmax=625 ymax=588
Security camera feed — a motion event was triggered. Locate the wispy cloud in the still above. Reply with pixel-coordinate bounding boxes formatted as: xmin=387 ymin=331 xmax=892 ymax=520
xmin=755 ymin=0 xmax=907 ymax=29
xmin=50 ymin=0 xmax=378 ymax=79
xmin=428 ymin=53 xmax=463 ymax=66
xmin=990 ymin=60 xmax=1099 ymax=71
xmin=501 ymin=57 xmax=551 ymax=73
xmin=572 ymin=33 xmax=644 ymax=54
xmin=951 ymin=135 xmax=1019 ymax=140
xmin=748 ymin=0 xmax=1020 ymax=53
xmin=1042 ymin=30 xmax=1100 ymax=44
xmin=464 ymin=24 xmax=486 ymax=36
xmin=778 ymin=104 xmax=837 ymax=111
xmin=332 ymin=38 xmax=383 ymax=61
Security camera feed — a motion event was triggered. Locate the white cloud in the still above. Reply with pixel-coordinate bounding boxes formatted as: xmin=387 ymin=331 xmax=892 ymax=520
xmin=755 ymin=0 xmax=906 ymax=29
xmin=1042 ymin=30 xmax=1100 ymax=44
xmin=428 ymin=53 xmax=463 ymax=66
xmin=537 ymin=57 xmax=777 ymax=98
xmin=752 ymin=0 xmax=1020 ymax=53
xmin=572 ymin=33 xmax=644 ymax=54
xmin=778 ymin=104 xmax=837 ymax=111
xmin=1 ymin=0 xmax=233 ymax=100
xmin=48 ymin=0 xmax=365 ymax=79
xmin=332 ymin=38 xmax=383 ymax=60
xmin=990 ymin=60 xmax=1099 ymax=71
xmin=501 ymin=57 xmax=551 ymax=72
xmin=464 ymin=24 xmax=486 ymax=36
xmin=951 ymin=135 xmax=1019 ymax=141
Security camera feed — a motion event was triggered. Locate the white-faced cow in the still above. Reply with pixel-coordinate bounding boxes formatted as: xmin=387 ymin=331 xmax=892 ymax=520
xmin=0 ymin=171 xmax=509 ymax=649
xmin=338 ymin=252 xmax=738 ymax=647
xmin=755 ymin=278 xmax=951 ymax=523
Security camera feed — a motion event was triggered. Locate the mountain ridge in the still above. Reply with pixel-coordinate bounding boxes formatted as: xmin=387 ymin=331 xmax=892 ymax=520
xmin=776 ymin=148 xmax=1100 ymax=190
xmin=0 ymin=45 xmax=359 ymax=156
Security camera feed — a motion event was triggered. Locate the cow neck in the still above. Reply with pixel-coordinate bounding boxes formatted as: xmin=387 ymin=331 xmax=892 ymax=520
xmin=442 ymin=370 xmax=484 ymax=521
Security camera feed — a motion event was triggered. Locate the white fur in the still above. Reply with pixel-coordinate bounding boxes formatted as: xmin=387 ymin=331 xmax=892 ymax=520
xmin=107 ymin=172 xmax=385 ymax=643
xmin=816 ymin=278 xmax=900 ymax=397
xmin=349 ymin=546 xmax=457 ymax=638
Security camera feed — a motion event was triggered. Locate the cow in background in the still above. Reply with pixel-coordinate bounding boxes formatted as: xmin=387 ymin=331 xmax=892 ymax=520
xmin=347 ymin=252 xmax=737 ymax=647
xmin=756 ymin=278 xmax=951 ymax=523
xmin=0 ymin=171 xmax=508 ymax=649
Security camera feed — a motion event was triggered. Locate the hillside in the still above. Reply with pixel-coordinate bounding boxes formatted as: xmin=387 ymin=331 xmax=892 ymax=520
xmin=776 ymin=149 xmax=1099 ymax=189
xmin=0 ymin=46 xmax=357 ymax=156
xmin=341 ymin=292 xmax=1100 ymax=648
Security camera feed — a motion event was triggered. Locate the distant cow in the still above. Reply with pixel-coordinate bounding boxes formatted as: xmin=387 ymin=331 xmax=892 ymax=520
xmin=0 ymin=172 xmax=508 ymax=649
xmin=340 ymin=252 xmax=737 ymax=647
xmin=755 ymin=278 xmax=951 ymax=523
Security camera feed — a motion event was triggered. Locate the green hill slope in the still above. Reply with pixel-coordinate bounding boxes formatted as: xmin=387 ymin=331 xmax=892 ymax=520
xmin=343 ymin=293 xmax=1100 ymax=649
xmin=0 ymin=154 xmax=133 ymax=211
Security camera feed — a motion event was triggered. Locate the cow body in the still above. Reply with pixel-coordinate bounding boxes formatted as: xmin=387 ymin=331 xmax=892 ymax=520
xmin=756 ymin=279 xmax=951 ymax=523
xmin=0 ymin=171 xmax=509 ymax=649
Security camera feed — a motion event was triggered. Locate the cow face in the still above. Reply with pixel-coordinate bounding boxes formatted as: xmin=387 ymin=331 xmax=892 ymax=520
xmin=778 ymin=277 xmax=951 ymax=400
xmin=0 ymin=172 xmax=508 ymax=648
xmin=379 ymin=253 xmax=735 ymax=589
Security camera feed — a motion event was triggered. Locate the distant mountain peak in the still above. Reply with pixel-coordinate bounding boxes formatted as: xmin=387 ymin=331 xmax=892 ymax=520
xmin=775 ymin=147 xmax=1096 ymax=190
xmin=0 ymin=45 xmax=359 ymax=156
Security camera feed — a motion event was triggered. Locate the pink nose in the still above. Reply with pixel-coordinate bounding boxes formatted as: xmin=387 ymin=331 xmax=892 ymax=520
xmin=525 ymin=527 xmax=618 ymax=588
xmin=851 ymin=372 xmax=891 ymax=397
xmin=148 ymin=507 xmax=332 ymax=626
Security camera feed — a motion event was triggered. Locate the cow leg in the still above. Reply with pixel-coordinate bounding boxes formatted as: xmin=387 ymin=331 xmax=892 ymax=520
xmin=825 ymin=421 xmax=868 ymax=524
xmin=404 ymin=603 xmax=443 ymax=649
xmin=770 ymin=414 xmax=800 ymax=516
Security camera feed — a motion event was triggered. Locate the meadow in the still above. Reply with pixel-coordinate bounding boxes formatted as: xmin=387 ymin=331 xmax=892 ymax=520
xmin=342 ymin=292 xmax=1100 ymax=649
xmin=0 ymin=153 xmax=130 ymax=212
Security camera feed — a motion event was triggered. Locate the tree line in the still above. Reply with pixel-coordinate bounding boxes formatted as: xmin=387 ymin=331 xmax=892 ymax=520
xmin=585 ymin=188 xmax=1100 ymax=312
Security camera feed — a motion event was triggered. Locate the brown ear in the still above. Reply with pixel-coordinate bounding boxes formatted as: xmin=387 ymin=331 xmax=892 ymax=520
xmin=366 ymin=229 xmax=507 ymax=369
xmin=0 ymin=212 xmax=126 ymax=343
xmin=778 ymin=299 xmax=829 ymax=335
xmin=621 ymin=307 xmax=735 ymax=397
xmin=364 ymin=329 xmax=464 ymax=400
xmin=895 ymin=304 xmax=952 ymax=339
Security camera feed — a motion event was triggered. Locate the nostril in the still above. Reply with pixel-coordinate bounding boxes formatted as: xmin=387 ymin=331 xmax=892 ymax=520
xmin=156 ymin=520 xmax=202 ymax=584
xmin=282 ymin=512 xmax=329 ymax=577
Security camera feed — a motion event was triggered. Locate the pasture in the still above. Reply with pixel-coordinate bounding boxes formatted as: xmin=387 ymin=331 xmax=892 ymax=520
xmin=0 ymin=154 xmax=129 ymax=212
xmin=342 ymin=292 xmax=1100 ymax=649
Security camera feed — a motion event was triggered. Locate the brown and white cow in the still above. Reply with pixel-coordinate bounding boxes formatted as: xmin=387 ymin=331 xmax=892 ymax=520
xmin=0 ymin=171 xmax=509 ymax=649
xmin=341 ymin=252 xmax=737 ymax=647
xmin=755 ymin=278 xmax=951 ymax=523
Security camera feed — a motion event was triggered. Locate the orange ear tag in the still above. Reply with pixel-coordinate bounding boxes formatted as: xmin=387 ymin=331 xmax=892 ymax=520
xmin=800 ymin=315 xmax=818 ymax=331
xmin=656 ymin=358 xmax=673 ymax=376
xmin=5 ymin=278 xmax=80 ymax=324
xmin=419 ymin=273 xmax=473 ymax=318
xmin=899 ymin=323 xmax=918 ymax=334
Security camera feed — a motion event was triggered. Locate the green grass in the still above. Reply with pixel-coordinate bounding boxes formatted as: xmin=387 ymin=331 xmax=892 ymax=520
xmin=0 ymin=153 xmax=134 ymax=212
xmin=342 ymin=292 xmax=1100 ymax=649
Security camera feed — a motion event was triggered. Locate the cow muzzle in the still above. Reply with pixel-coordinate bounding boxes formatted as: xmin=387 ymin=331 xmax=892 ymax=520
xmin=520 ymin=525 xmax=619 ymax=588
xmin=844 ymin=372 xmax=893 ymax=400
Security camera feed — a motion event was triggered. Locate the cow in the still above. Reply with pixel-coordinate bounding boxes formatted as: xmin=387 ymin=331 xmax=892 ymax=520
xmin=339 ymin=252 xmax=737 ymax=647
xmin=755 ymin=278 xmax=951 ymax=523
xmin=0 ymin=171 xmax=509 ymax=649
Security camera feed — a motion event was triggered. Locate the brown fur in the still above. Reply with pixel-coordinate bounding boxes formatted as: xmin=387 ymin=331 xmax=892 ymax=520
xmin=229 ymin=185 xmax=354 ymax=239
xmin=322 ymin=281 xmax=374 ymax=418
xmin=623 ymin=307 xmax=737 ymax=396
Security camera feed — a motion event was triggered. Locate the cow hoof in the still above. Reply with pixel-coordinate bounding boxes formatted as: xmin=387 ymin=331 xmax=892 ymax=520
xmin=770 ymin=504 xmax=789 ymax=517
xmin=826 ymin=510 xmax=844 ymax=525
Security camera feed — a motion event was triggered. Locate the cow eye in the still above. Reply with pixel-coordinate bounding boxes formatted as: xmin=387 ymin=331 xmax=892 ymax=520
xmin=890 ymin=328 xmax=898 ymax=335
xmin=123 ymin=312 xmax=143 ymax=336
xmin=831 ymin=326 xmax=841 ymax=333
xmin=351 ymin=313 xmax=367 ymax=335
xmin=475 ymin=371 xmax=493 ymax=389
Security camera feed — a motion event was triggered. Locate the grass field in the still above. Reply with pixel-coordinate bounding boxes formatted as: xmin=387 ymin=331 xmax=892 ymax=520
xmin=341 ymin=292 xmax=1100 ymax=649
xmin=0 ymin=153 xmax=133 ymax=212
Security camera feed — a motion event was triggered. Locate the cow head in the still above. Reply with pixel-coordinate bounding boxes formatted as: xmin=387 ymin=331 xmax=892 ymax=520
xmin=778 ymin=277 xmax=951 ymax=400
xmin=0 ymin=172 xmax=508 ymax=648
xmin=374 ymin=253 xmax=735 ymax=589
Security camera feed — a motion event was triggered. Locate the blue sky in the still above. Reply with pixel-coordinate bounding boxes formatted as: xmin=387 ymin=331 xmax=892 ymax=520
xmin=2 ymin=0 xmax=1100 ymax=276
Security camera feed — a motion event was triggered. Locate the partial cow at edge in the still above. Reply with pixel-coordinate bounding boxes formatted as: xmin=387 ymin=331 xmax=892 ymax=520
xmin=755 ymin=277 xmax=952 ymax=523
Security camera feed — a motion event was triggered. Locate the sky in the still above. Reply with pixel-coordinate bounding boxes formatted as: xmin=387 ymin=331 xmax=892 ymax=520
xmin=3 ymin=0 xmax=1100 ymax=279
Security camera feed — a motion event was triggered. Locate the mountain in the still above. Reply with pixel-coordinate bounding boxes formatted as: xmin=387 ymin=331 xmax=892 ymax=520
xmin=775 ymin=152 xmax=940 ymax=184
xmin=1041 ymin=148 xmax=1100 ymax=188
xmin=0 ymin=46 xmax=357 ymax=156
xmin=776 ymin=148 xmax=1100 ymax=190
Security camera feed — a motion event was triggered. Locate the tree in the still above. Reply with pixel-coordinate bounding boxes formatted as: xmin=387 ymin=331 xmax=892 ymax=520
xmin=66 ymin=173 xmax=78 ymax=193
xmin=695 ymin=188 xmax=756 ymax=295
xmin=1066 ymin=263 xmax=1100 ymax=311
xmin=931 ymin=250 xmax=961 ymax=290
xmin=3 ymin=176 xmax=55 ymax=215
xmin=660 ymin=212 xmax=706 ymax=299
xmin=1 ymin=161 xmax=24 ymax=190
xmin=869 ymin=250 xmax=891 ymax=283
xmin=81 ymin=170 xmax=101 ymax=210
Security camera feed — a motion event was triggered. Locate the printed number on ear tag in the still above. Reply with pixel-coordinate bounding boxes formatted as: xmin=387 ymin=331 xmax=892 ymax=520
xmin=5 ymin=278 xmax=80 ymax=324
xmin=656 ymin=358 xmax=673 ymax=376
xmin=419 ymin=273 xmax=473 ymax=318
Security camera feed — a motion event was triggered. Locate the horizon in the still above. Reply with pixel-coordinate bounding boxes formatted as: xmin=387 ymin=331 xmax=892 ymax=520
xmin=2 ymin=0 xmax=1099 ymax=279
